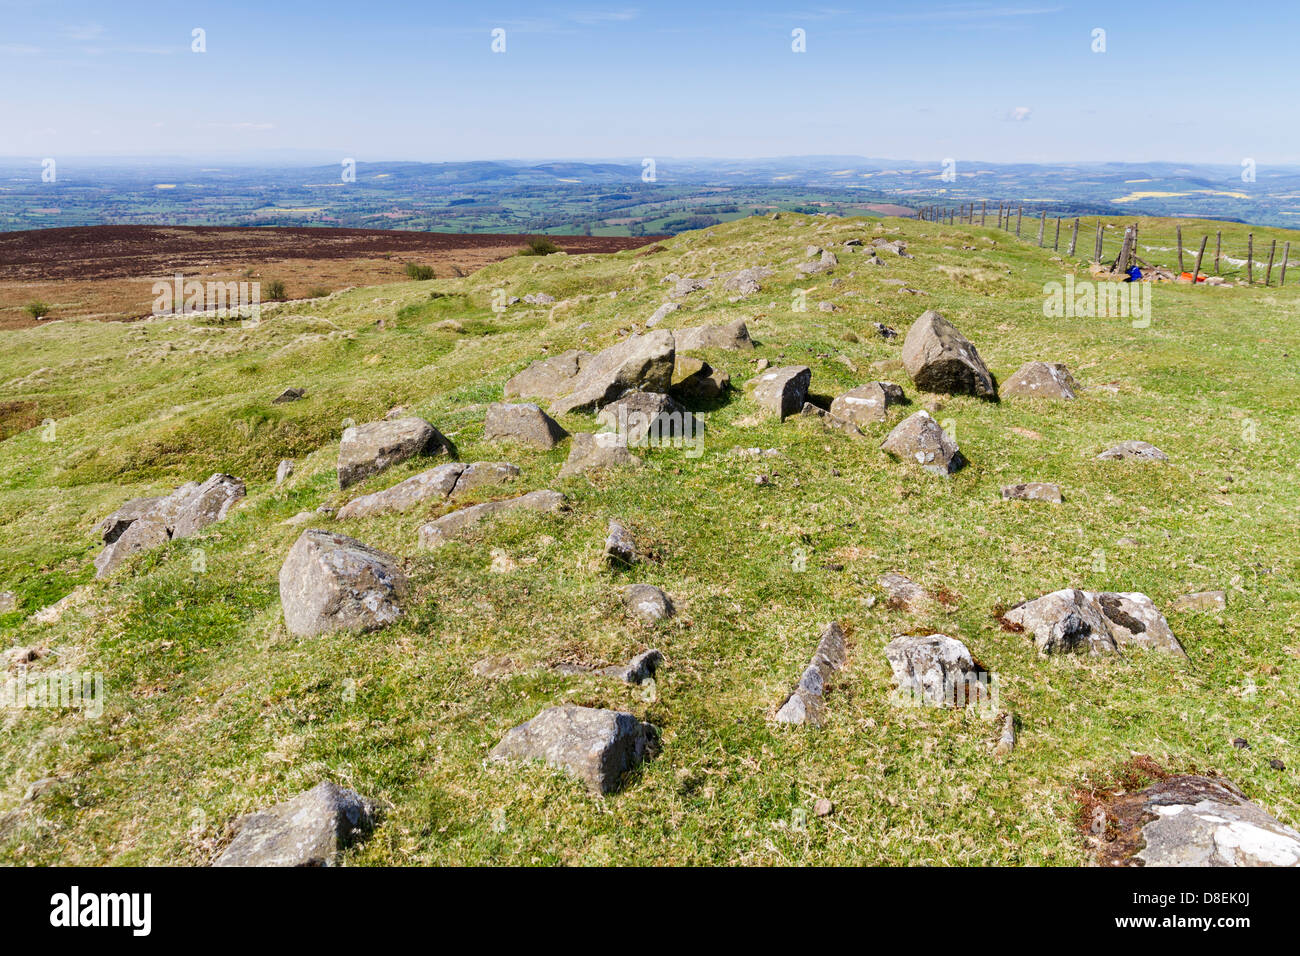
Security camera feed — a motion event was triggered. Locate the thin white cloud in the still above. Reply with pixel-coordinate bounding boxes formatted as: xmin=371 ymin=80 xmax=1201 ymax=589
xmin=1006 ymin=106 xmax=1032 ymax=122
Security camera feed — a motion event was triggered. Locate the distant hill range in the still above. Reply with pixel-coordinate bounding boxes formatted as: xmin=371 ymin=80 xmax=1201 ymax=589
xmin=1 ymin=156 xmax=1296 ymax=234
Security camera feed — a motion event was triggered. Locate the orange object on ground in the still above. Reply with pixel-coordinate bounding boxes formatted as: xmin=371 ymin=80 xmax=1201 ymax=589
xmin=1180 ymin=272 xmax=1207 ymax=283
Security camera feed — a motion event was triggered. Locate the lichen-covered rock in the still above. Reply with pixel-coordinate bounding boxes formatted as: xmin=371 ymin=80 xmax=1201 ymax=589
xmin=1096 ymin=775 xmax=1300 ymax=867
xmin=416 ymin=490 xmax=566 ymax=548
xmin=598 ymin=649 xmax=662 ymax=683
xmin=1001 ymin=361 xmax=1077 ymax=400
xmin=336 ymin=462 xmax=518 ymax=520
xmin=878 ymin=571 xmax=930 ymax=611
xmin=489 ymin=704 xmax=655 ymax=794
xmin=880 ymin=410 xmax=964 ymax=475
xmin=549 ymin=331 xmax=676 ymax=415
xmin=278 ymin=530 xmax=408 ymax=636
xmin=337 ymin=417 xmax=454 ymax=489
xmin=98 ymin=496 xmax=163 ymax=544
xmin=94 ymin=516 xmax=170 ymax=578
xmin=603 ymin=519 xmax=637 ymax=566
xmin=559 ymin=431 xmax=640 ymax=478
xmin=623 ymin=583 xmax=675 ymax=622
xmin=674 ymin=320 xmax=754 ymax=352
xmin=750 ymin=366 xmax=811 ymax=419
xmin=775 ymin=621 xmax=847 ymax=727
xmin=829 ymin=382 xmax=906 ymax=426
xmin=1000 ymin=481 xmax=1063 ymax=503
xmin=885 ymin=633 xmax=987 ymax=708
xmin=503 ymin=349 xmax=590 ymax=402
xmin=169 ymin=473 xmax=247 ymax=539
xmin=901 ymin=310 xmax=996 ymax=399
xmin=1096 ymin=440 xmax=1168 ymax=462
xmin=484 ymin=402 xmax=568 ymax=449
xmin=214 ymin=782 xmax=376 ymax=867
xmin=1003 ymin=588 xmax=1185 ymax=656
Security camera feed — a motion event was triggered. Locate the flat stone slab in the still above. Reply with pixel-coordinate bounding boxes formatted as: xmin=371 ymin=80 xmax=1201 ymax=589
xmin=1172 ymin=590 xmax=1227 ymax=613
xmin=490 ymin=704 xmax=655 ymax=794
xmin=336 ymin=462 xmax=519 ymax=520
xmin=674 ymin=320 xmax=753 ymax=351
xmin=338 ymin=416 xmax=454 ymax=489
xmin=1096 ymin=440 xmax=1168 ymax=462
xmin=214 ymin=782 xmax=376 ymax=867
xmin=829 ymin=382 xmax=905 ymax=426
xmin=279 ymin=530 xmax=408 ymax=636
xmin=504 ymin=349 xmax=590 ymax=402
xmin=1096 ymin=775 xmax=1300 ymax=867
xmin=1001 ymin=482 xmax=1063 ymax=503
xmin=417 ymin=490 xmax=566 ymax=548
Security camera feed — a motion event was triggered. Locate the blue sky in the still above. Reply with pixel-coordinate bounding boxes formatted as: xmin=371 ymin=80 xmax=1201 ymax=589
xmin=1 ymin=0 xmax=1296 ymax=164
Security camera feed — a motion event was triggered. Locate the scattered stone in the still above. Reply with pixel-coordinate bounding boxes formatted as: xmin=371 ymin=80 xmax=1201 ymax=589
xmin=814 ymin=798 xmax=834 ymax=817
xmin=559 ymin=431 xmax=640 ymax=478
xmin=878 ymin=571 xmax=930 ymax=611
xmin=750 ymin=365 xmax=811 ymax=419
xmin=1000 ymin=482 xmax=1063 ymax=503
xmin=490 ymin=704 xmax=655 ymax=795
xmin=276 ymin=459 xmax=294 ymax=484
xmin=94 ymin=516 xmax=170 ymax=578
xmin=279 ymin=530 xmax=408 ymax=636
xmin=646 ymin=302 xmax=679 ymax=327
xmin=417 ymin=490 xmax=566 ymax=548
xmin=522 ymin=292 xmax=556 ymax=305
xmin=623 ymin=584 xmax=675 ymax=623
xmin=672 ymin=276 xmax=708 ymax=297
xmin=603 ymin=519 xmax=637 ymax=567
xmin=549 ymin=331 xmax=676 ymax=415
xmin=484 ymin=402 xmax=568 ymax=449
xmin=0 ymin=591 xmax=15 ymax=614
xmin=504 ymin=349 xmax=590 ymax=402
xmin=994 ymin=714 xmax=1017 ymax=756
xmin=336 ymin=461 xmax=519 ymax=520
xmin=797 ymin=250 xmax=838 ymax=276
xmin=272 ymin=387 xmax=305 ymax=404
xmin=337 ymin=417 xmax=454 ymax=489
xmin=1173 ymin=590 xmax=1227 ymax=613
xmin=1233 ymin=737 xmax=1250 ymax=750
xmin=1001 ymin=361 xmax=1078 ymax=400
xmin=596 ymin=390 xmax=688 ymax=444
xmin=170 ymin=473 xmax=247 ymax=539
xmin=775 ymin=621 xmax=847 ymax=727
xmin=598 ymin=649 xmax=662 ymax=683
xmin=901 ymin=310 xmax=997 ymax=399
xmin=674 ymin=320 xmax=754 ymax=352
xmin=723 ymin=266 xmax=772 ymax=297
xmin=214 ymin=782 xmax=376 ymax=867
xmin=98 ymin=496 xmax=164 ymax=544
xmin=1270 ymin=760 xmax=1286 ymax=771
xmin=885 ymin=633 xmax=986 ymax=708
xmin=1096 ymin=440 xmax=1169 ymax=462
xmin=872 ymin=322 xmax=899 ymax=340
xmin=1096 ymin=775 xmax=1300 ymax=867
xmin=670 ymin=357 xmax=730 ymax=402
xmin=1002 ymin=589 xmax=1185 ymax=656
xmin=880 ymin=410 xmax=964 ymax=475
xmin=828 ymin=382 xmax=905 ymax=426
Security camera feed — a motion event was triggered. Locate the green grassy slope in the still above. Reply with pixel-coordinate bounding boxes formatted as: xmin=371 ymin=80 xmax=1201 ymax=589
xmin=1 ymin=213 xmax=1297 ymax=865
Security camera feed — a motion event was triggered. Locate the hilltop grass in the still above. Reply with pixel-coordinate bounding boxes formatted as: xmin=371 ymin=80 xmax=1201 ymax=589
xmin=1 ymin=213 xmax=1297 ymax=865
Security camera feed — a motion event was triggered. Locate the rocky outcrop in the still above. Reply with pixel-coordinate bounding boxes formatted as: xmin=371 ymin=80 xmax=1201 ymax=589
xmin=901 ymin=311 xmax=997 ymax=399
xmin=775 ymin=621 xmax=847 ymax=727
xmin=337 ymin=417 xmax=454 ymax=489
xmin=490 ymin=704 xmax=655 ymax=794
xmin=417 ymin=490 xmax=566 ymax=548
xmin=1001 ymin=361 xmax=1077 ymax=400
xmin=880 ymin=410 xmax=964 ymax=475
xmin=278 ymin=530 xmax=408 ymax=636
xmin=484 ymin=402 xmax=568 ymax=449
xmin=1002 ymin=589 xmax=1185 ymax=656
xmin=1095 ymin=775 xmax=1300 ymax=867
xmin=214 ymin=782 xmax=376 ymax=867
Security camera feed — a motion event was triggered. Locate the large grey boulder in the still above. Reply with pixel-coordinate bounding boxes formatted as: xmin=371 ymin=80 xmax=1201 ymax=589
xmin=1002 ymin=588 xmax=1184 ymax=656
xmin=1097 ymin=440 xmax=1168 ymax=462
xmin=901 ymin=311 xmax=997 ymax=399
xmin=279 ymin=530 xmax=408 ymax=636
xmin=483 ymin=402 xmax=568 ymax=449
xmin=880 ymin=410 xmax=964 ymax=475
xmin=504 ymin=350 xmax=590 ymax=402
xmin=94 ymin=516 xmax=170 ymax=578
xmin=490 ymin=704 xmax=655 ymax=794
xmin=750 ymin=366 xmax=811 ymax=419
xmin=1096 ymin=775 xmax=1300 ymax=867
xmin=829 ymin=382 xmax=905 ymax=426
xmin=549 ymin=331 xmax=676 ymax=415
xmin=674 ymin=320 xmax=754 ymax=351
xmin=417 ymin=490 xmax=566 ymax=548
xmin=885 ymin=634 xmax=987 ymax=708
xmin=98 ymin=496 xmax=163 ymax=544
xmin=170 ymin=473 xmax=247 ymax=539
xmin=1001 ymin=361 xmax=1077 ymax=400
xmin=595 ymin=391 xmax=688 ymax=445
xmin=335 ymin=462 xmax=518 ymax=520
xmin=559 ymin=431 xmax=640 ymax=478
xmin=775 ymin=621 xmax=847 ymax=727
xmin=337 ymin=417 xmax=454 ymax=489
xmin=214 ymin=782 xmax=376 ymax=867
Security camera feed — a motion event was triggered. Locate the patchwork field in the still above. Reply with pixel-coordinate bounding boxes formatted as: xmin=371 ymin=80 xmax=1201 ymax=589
xmin=1 ymin=213 xmax=1297 ymax=865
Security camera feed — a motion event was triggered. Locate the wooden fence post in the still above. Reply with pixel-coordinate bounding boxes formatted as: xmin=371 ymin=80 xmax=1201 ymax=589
xmin=981 ymin=200 xmax=987 ymax=226
xmin=1192 ymin=235 xmax=1208 ymax=284
xmin=1094 ymin=221 xmax=1103 ymax=262
xmin=1265 ymin=239 xmax=1277 ymax=286
xmin=1214 ymin=230 xmax=1221 ymax=273
xmin=1281 ymin=242 xmax=1291 ymax=287
xmin=1068 ymin=218 xmax=1079 ymax=256
xmin=1247 ymin=234 xmax=1253 ymax=284
xmin=1037 ymin=211 xmax=1046 ymax=246
xmin=1016 ymin=206 xmax=1023 ymax=237
xmin=1053 ymin=216 xmax=1061 ymax=251
xmin=1177 ymin=225 xmax=1184 ymax=274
